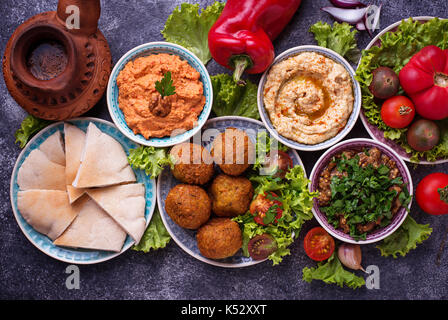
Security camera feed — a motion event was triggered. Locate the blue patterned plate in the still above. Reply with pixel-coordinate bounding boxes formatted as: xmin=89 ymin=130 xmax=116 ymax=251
xmin=157 ymin=116 xmax=306 ymax=268
xmin=10 ymin=117 xmax=156 ymax=264
xmin=107 ymin=41 xmax=213 ymax=147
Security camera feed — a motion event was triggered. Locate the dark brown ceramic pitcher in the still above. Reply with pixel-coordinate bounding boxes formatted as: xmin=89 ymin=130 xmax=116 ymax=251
xmin=2 ymin=0 xmax=112 ymax=120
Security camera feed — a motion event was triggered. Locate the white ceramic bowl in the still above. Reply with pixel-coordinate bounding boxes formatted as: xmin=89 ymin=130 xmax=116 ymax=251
xmin=309 ymin=138 xmax=413 ymax=244
xmin=107 ymin=41 xmax=213 ymax=147
xmin=257 ymin=45 xmax=362 ymax=151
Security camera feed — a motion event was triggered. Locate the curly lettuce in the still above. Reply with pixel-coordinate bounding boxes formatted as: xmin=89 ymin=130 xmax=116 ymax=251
xmin=302 ymin=253 xmax=365 ymax=289
xmin=211 ymin=73 xmax=259 ymax=119
xmin=15 ymin=114 xmax=52 ymax=148
xmin=310 ymin=21 xmax=360 ymax=63
xmin=376 ymin=215 xmax=432 ymax=258
xmin=127 ymin=146 xmax=174 ymax=179
xmin=356 ymin=17 xmax=448 ymax=162
xmin=132 ymin=209 xmax=171 ymax=253
xmin=161 ymin=2 xmax=225 ymax=65
xmin=234 ymin=166 xmax=318 ymax=265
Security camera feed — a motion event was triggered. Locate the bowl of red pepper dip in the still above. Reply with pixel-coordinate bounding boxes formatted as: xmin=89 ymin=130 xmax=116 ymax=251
xmin=257 ymin=45 xmax=361 ymax=152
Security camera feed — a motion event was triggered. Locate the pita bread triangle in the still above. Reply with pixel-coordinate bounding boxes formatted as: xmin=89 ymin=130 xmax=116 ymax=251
xmin=53 ymin=196 xmax=127 ymax=252
xmin=72 ymin=122 xmax=136 ymax=188
xmin=86 ymin=183 xmax=146 ymax=243
xmin=17 ymin=148 xmax=66 ymax=191
xmin=39 ymin=130 xmax=66 ymax=166
xmin=17 ymin=190 xmax=78 ymax=240
xmin=64 ymin=123 xmax=86 ymax=203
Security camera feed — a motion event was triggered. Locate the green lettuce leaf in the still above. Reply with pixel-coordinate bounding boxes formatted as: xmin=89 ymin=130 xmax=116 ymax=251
xmin=356 ymin=17 xmax=448 ymax=162
xmin=127 ymin=146 xmax=174 ymax=179
xmin=15 ymin=114 xmax=52 ymax=148
xmin=309 ymin=21 xmax=360 ymax=63
xmin=302 ymin=253 xmax=365 ymax=289
xmin=253 ymin=131 xmax=289 ymax=170
xmin=132 ymin=209 xmax=171 ymax=253
xmin=211 ymin=73 xmax=259 ymax=119
xmin=161 ymin=2 xmax=225 ymax=65
xmin=234 ymin=166 xmax=318 ymax=265
xmin=376 ymin=215 xmax=432 ymax=258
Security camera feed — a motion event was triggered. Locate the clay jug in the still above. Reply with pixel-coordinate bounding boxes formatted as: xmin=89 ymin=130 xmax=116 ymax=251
xmin=2 ymin=0 xmax=112 ymax=120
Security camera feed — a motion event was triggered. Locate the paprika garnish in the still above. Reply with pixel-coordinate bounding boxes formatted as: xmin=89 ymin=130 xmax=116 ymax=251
xmin=208 ymin=0 xmax=302 ymax=85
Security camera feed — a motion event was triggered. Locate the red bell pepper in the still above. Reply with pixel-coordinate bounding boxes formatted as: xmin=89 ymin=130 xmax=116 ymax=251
xmin=208 ymin=0 xmax=302 ymax=85
xmin=399 ymin=45 xmax=448 ymax=120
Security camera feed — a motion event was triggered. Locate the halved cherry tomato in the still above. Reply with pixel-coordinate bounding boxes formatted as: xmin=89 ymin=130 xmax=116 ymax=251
xmin=380 ymin=96 xmax=415 ymax=129
xmin=264 ymin=150 xmax=293 ymax=179
xmin=249 ymin=191 xmax=283 ymax=225
xmin=304 ymin=227 xmax=335 ymax=261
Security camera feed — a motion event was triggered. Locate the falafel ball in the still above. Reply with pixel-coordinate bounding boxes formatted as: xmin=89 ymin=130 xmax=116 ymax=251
xmin=209 ymin=174 xmax=254 ymax=217
xmin=196 ymin=218 xmax=242 ymax=259
xmin=165 ymin=184 xmax=211 ymax=229
xmin=170 ymin=143 xmax=214 ymax=185
xmin=212 ymin=127 xmax=255 ymax=176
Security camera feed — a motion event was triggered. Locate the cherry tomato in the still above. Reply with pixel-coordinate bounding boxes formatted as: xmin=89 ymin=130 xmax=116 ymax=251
xmin=416 ymin=172 xmax=448 ymax=215
xmin=304 ymin=227 xmax=335 ymax=261
xmin=264 ymin=150 xmax=293 ymax=179
xmin=380 ymin=96 xmax=415 ymax=129
xmin=249 ymin=192 xmax=283 ymax=225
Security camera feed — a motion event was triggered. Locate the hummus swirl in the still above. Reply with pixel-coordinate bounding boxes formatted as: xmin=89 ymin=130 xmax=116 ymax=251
xmin=116 ymin=53 xmax=205 ymax=139
xmin=263 ymin=52 xmax=354 ymax=145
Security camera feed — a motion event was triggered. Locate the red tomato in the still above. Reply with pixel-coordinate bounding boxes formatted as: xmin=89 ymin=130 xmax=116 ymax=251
xmin=399 ymin=45 xmax=448 ymax=120
xmin=380 ymin=96 xmax=415 ymax=129
xmin=304 ymin=227 xmax=335 ymax=261
xmin=416 ymin=172 xmax=448 ymax=215
xmin=265 ymin=150 xmax=293 ymax=178
xmin=249 ymin=192 xmax=283 ymax=225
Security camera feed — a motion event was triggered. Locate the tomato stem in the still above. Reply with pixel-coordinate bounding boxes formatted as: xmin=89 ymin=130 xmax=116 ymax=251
xmin=399 ymin=105 xmax=412 ymax=115
xmin=438 ymin=185 xmax=448 ymax=204
xmin=434 ymin=72 xmax=448 ymax=88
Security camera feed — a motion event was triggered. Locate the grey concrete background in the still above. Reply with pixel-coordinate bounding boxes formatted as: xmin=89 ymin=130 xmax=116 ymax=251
xmin=1 ymin=0 xmax=447 ymax=300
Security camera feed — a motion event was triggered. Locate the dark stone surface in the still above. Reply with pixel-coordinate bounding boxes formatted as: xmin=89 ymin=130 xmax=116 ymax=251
xmin=1 ymin=0 xmax=447 ymax=300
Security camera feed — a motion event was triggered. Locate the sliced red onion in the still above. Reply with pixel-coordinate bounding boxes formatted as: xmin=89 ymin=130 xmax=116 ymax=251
xmin=364 ymin=4 xmax=382 ymax=36
xmin=329 ymin=0 xmax=366 ymax=9
xmin=321 ymin=6 xmax=369 ymax=25
xmin=356 ymin=20 xmax=366 ymax=31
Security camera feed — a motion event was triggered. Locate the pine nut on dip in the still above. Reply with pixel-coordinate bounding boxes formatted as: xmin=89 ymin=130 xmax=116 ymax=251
xmin=116 ymin=53 xmax=206 ymax=139
xmin=262 ymin=51 xmax=354 ymax=145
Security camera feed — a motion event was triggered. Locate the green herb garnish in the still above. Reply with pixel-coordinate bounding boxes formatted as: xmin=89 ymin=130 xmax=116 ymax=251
xmin=155 ymin=71 xmax=176 ymax=98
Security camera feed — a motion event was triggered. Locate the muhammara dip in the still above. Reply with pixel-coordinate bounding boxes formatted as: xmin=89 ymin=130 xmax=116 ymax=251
xmin=116 ymin=53 xmax=205 ymax=139
xmin=263 ymin=51 xmax=354 ymax=145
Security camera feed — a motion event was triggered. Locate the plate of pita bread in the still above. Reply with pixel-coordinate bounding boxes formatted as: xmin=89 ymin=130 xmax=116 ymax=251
xmin=10 ymin=117 xmax=156 ymax=264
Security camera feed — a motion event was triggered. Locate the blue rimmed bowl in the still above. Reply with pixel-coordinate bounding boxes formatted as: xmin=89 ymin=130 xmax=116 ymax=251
xmin=309 ymin=138 xmax=413 ymax=244
xmin=10 ymin=117 xmax=156 ymax=264
xmin=257 ymin=45 xmax=362 ymax=152
xmin=107 ymin=42 xmax=213 ymax=147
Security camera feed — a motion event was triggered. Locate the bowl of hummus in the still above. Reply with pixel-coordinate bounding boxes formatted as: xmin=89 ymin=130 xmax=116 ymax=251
xmin=258 ymin=45 xmax=361 ymax=151
xmin=107 ymin=42 xmax=213 ymax=147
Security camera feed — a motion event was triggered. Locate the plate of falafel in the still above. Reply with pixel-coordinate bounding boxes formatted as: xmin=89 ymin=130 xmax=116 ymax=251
xmin=157 ymin=116 xmax=310 ymax=267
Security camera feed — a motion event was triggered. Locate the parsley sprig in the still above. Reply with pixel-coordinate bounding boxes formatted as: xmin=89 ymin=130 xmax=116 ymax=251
xmin=155 ymin=71 xmax=176 ymax=98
